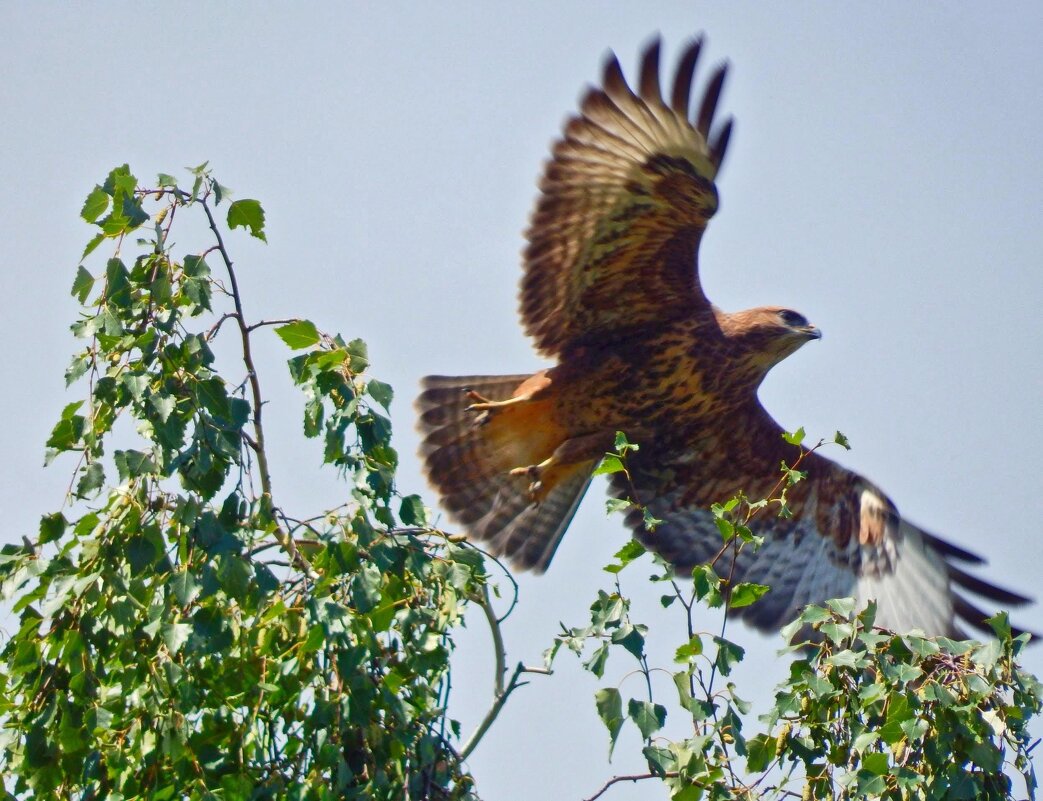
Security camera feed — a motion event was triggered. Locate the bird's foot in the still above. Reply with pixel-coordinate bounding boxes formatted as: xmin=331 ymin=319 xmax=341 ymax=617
xmin=509 ymin=460 xmax=551 ymax=503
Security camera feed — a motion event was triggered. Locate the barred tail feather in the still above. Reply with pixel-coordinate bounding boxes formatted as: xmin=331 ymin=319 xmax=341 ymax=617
xmin=416 ymin=374 xmax=595 ymax=571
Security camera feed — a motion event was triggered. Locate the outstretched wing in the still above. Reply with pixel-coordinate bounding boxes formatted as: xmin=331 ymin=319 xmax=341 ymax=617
xmin=612 ymin=418 xmax=1033 ymax=638
xmin=521 ymin=37 xmax=733 ymax=357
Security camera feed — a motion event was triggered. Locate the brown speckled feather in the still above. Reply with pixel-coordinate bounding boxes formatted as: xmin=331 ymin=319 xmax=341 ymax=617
xmin=521 ymin=36 xmax=732 ymax=357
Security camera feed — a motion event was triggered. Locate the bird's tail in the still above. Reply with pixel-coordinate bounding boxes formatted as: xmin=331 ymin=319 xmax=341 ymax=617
xmin=416 ymin=374 xmax=595 ymax=571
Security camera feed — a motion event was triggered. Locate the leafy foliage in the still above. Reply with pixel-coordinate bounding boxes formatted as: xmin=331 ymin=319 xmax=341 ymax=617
xmin=552 ymin=436 xmax=1041 ymax=800
xmin=0 ymin=166 xmax=1038 ymax=801
xmin=758 ymin=604 xmax=1041 ymax=799
xmin=0 ymin=166 xmax=486 ymax=799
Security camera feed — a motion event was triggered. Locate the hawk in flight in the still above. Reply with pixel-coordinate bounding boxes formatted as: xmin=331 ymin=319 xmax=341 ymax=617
xmin=416 ymin=37 xmax=1031 ymax=637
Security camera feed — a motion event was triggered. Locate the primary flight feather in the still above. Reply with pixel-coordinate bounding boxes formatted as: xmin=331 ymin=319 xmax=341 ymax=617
xmin=415 ymin=36 xmax=1032 ymax=638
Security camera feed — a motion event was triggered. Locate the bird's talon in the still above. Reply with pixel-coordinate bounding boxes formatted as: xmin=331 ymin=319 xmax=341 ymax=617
xmin=465 ymin=389 xmax=492 ymax=404
xmin=509 ymin=464 xmax=547 ymax=502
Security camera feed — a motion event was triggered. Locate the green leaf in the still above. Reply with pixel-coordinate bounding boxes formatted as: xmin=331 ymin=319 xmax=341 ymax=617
xmin=213 ymin=180 xmax=232 ymax=205
xmin=592 ymin=453 xmax=625 ymax=476
xmin=712 ymin=636 xmax=745 ymax=677
xmin=70 ymin=267 xmax=95 ymax=304
xmin=628 ymin=699 xmax=666 ymax=740
xmin=103 ymin=163 xmax=137 ymax=196
xmin=613 ymin=431 xmax=638 ymax=453
xmin=162 ymin=623 xmax=192 ymax=655
xmin=75 ymin=462 xmax=105 ymax=498
xmin=584 ymin=643 xmax=609 ymax=678
xmin=605 ymin=498 xmax=631 ymax=515
xmin=80 ymin=186 xmax=110 ymax=223
xmin=671 ymin=671 xmax=700 ymax=716
xmin=595 ymin=688 xmax=625 ymax=757
xmin=642 ymin=745 xmax=675 ymax=776
xmin=47 ymin=413 xmax=85 ymax=451
xmin=226 ymin=198 xmax=267 ymax=241
xmin=854 ymin=773 xmax=888 ymax=795
xmin=157 ymin=172 xmax=178 ymax=187
xmin=691 ymin=564 xmax=723 ymax=607
xmin=879 ymin=693 xmax=913 ymax=745
xmin=674 ymin=635 xmax=703 ymax=662
xmin=641 ymin=508 xmax=662 ymax=531
xmin=38 ymin=512 xmax=67 ymax=545
xmin=611 ymin=624 xmax=646 ymax=661
xmin=862 ymin=751 xmax=890 ymax=775
xmin=114 ymin=449 xmax=159 ymax=481
xmin=367 ymin=379 xmax=394 ymax=410
xmin=834 ymin=430 xmax=851 ymax=450
xmin=745 ymin=733 xmax=778 ymax=773
xmin=611 ymin=540 xmax=645 ymax=568
xmin=399 ymin=495 xmax=426 ymax=526
xmin=169 ymin=572 xmax=201 ymax=608
xmin=985 ymin=612 xmax=1012 ymax=641
xmin=345 ymin=337 xmax=370 ymax=370
xmin=121 ymin=373 xmax=149 ymax=401
xmin=120 ymin=193 xmax=149 ymax=228
xmin=782 ymin=426 xmax=806 ymax=446
xmin=150 ymin=393 xmax=177 ymax=423
xmin=728 ymin=582 xmax=770 ymax=609
xmin=826 ymin=597 xmax=856 ymax=617
xmin=275 ymin=320 xmax=320 ymax=350
xmin=798 ymin=605 xmax=833 ymax=625
xmin=81 ymin=232 xmax=106 ymax=261
xmin=671 ymin=786 xmax=702 ymax=801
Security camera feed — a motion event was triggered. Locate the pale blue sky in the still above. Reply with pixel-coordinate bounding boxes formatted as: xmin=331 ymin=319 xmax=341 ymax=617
xmin=1 ymin=5 xmax=1040 ymax=798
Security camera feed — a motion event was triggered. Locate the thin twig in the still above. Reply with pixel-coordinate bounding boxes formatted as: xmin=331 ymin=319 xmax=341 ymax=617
xmin=459 ymin=585 xmax=550 ymax=761
xmin=458 ymin=660 xmax=550 ymax=762
xmin=205 ymin=312 xmax=238 ymax=341
xmin=246 ymin=317 xmax=302 ymax=333
xmin=583 ymin=771 xmax=679 ymax=801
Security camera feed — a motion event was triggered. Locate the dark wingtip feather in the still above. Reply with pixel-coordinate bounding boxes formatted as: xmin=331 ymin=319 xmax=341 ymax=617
xmin=953 ymin=594 xmax=1040 ymax=641
xmin=948 ymin=563 xmax=1033 ymax=606
xmin=921 ymin=529 xmax=986 ymax=564
xmin=696 ymin=62 xmax=729 ymax=137
xmin=601 ymin=52 xmax=629 ymax=97
xmin=638 ymin=36 xmax=662 ymax=102
xmin=670 ymin=37 xmax=703 ymax=115
xmin=710 ymin=117 xmax=733 ymax=171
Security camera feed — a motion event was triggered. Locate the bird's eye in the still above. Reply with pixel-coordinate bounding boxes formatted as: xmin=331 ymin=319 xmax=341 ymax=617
xmin=778 ymin=309 xmax=808 ymax=327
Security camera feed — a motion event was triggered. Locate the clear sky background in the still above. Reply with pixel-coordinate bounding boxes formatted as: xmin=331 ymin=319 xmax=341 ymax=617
xmin=1 ymin=5 xmax=1040 ymax=799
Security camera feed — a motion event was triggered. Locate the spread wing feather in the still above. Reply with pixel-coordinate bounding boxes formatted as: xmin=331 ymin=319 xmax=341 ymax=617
xmin=614 ymin=432 xmax=1033 ymax=638
xmin=521 ymin=37 xmax=733 ymax=357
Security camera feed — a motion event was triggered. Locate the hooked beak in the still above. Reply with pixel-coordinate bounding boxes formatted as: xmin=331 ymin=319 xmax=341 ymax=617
xmin=803 ymin=326 xmax=822 ymax=340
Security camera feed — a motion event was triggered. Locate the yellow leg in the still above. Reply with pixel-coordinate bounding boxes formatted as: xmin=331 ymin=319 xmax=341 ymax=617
xmin=465 ymin=390 xmax=534 ymax=413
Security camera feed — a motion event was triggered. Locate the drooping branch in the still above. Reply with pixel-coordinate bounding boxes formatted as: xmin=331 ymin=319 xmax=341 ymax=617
xmin=458 ymin=584 xmax=551 ymax=761
xmin=198 ymin=194 xmax=317 ymax=579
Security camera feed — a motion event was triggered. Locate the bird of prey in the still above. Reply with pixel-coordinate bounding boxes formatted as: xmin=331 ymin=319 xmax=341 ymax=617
xmin=415 ymin=37 xmax=1031 ymax=638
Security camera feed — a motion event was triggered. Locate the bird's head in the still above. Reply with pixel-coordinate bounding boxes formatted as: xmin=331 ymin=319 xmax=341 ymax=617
xmin=717 ymin=306 xmax=821 ymax=379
